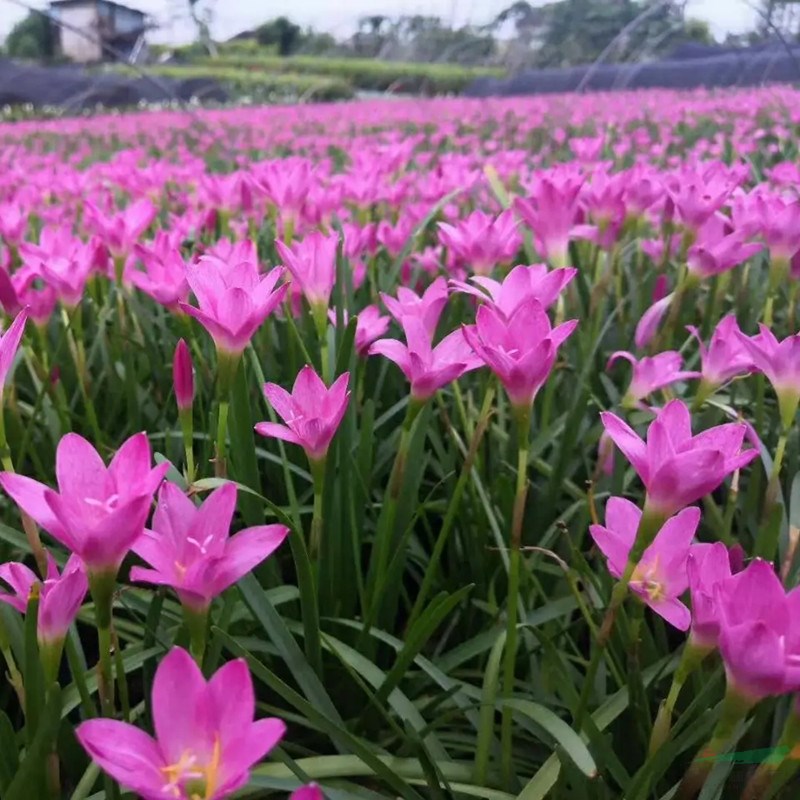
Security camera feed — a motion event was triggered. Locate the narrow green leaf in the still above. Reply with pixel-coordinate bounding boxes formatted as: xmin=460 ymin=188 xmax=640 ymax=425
xmin=228 ymin=358 xmax=264 ymax=526
xmin=500 ymin=698 xmax=597 ymax=778
xmin=23 ymin=589 xmax=43 ymax=748
xmin=0 ymin=710 xmax=19 ymax=791
xmin=238 ymin=574 xmax=337 ymax=724
xmin=6 ymin=685 xmax=61 ymax=800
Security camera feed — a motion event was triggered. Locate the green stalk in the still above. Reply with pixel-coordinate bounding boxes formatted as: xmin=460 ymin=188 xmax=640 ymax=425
xmin=89 ymin=571 xmax=116 ymax=718
xmin=407 ymin=384 xmax=495 ymax=630
xmin=756 ymin=430 xmax=789 ymax=560
xmin=309 ymin=458 xmax=326 ymax=558
xmin=312 ymin=304 xmax=331 ymax=385
xmin=111 ymin=630 xmax=130 ymax=722
xmin=215 ymin=400 xmax=229 ymax=478
xmin=649 ymin=641 xmax=713 ymax=755
xmin=740 ymin=709 xmax=800 ymax=800
xmin=363 ymin=398 xmax=424 ymax=631
xmin=179 ymin=407 xmax=195 ymax=484
xmin=676 ymin=687 xmax=755 ymax=799
xmin=501 ymin=405 xmax=531 ymax=789
xmin=183 ymin=606 xmax=209 ymax=668
xmin=0 ymin=613 xmax=24 ymax=708
xmin=214 ymin=349 xmax=241 ymax=478
xmin=766 ymin=431 xmax=788 ymax=511
xmin=575 ymin=502 xmax=667 ymax=729
xmin=61 ymin=307 xmax=102 ymax=443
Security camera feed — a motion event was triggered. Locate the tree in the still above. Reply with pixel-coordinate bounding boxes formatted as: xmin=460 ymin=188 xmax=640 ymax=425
xmin=5 ymin=12 xmax=54 ymax=61
xmin=492 ymin=0 xmax=714 ymax=68
xmin=188 ymin=0 xmax=217 ymax=57
xmin=254 ymin=17 xmax=302 ymax=55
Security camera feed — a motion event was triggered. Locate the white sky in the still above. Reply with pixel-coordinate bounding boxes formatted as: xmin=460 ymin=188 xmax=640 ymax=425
xmin=0 ymin=0 xmax=759 ymax=45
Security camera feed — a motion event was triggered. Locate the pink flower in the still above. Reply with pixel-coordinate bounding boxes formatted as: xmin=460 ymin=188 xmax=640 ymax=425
xmin=131 ymin=237 xmax=189 ymax=310
xmin=463 ymin=297 xmax=577 ymax=409
xmin=607 ymin=350 xmax=699 ymax=407
xmin=276 ymin=231 xmax=339 ymax=310
xmin=514 ymin=174 xmax=583 ymax=267
xmin=256 ymin=366 xmax=350 ymax=462
xmin=180 ymin=259 xmax=288 ymax=355
xmin=687 ymin=315 xmax=754 ymax=392
xmin=750 ymin=194 xmax=800 ymax=263
xmin=20 ymin=231 xmax=102 ymax=308
xmin=84 ymin=198 xmax=157 ymax=259
xmin=687 ymin=230 xmax=761 ymax=279
xmin=737 ymin=326 xmax=800 ymax=430
xmin=437 ymin=210 xmax=521 ymax=276
xmin=597 ymin=430 xmax=616 ymax=477
xmin=450 ymin=264 xmax=576 ymax=318
xmin=291 ymin=786 xmax=323 ymax=800
xmin=0 ymin=309 xmax=27 ymax=395
xmin=131 ymin=482 xmax=287 ymax=612
xmin=76 ymin=647 xmax=285 ymax=800
xmin=634 ymin=293 xmax=674 ymax=349
xmin=666 ymin=169 xmax=735 ymax=232
xmin=590 ymin=497 xmax=699 ymax=630
xmin=173 ymin=339 xmax=194 ymax=412
xmin=0 ymin=202 xmax=26 ymax=246
xmin=381 ymin=277 xmax=449 ymax=336
xmin=370 ymin=317 xmax=480 ymax=402
xmin=0 ymin=553 xmax=87 ymax=646
xmin=0 ymin=433 xmax=167 ymax=574
xmin=327 ymin=305 xmax=390 ymax=357
xmin=600 ymin=399 xmax=758 ymax=517
xmin=686 ymin=541 xmax=734 ymax=651
xmin=715 ymin=559 xmax=800 ymax=701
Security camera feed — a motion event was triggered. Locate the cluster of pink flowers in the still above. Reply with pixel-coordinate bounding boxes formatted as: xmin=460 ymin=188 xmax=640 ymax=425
xmin=2 ymin=85 xmax=800 ymax=798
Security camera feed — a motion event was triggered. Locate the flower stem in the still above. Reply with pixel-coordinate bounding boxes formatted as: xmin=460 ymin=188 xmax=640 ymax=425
xmin=313 ymin=305 xmax=331 ymax=385
xmin=407 ymin=384 xmax=495 ymax=631
xmin=766 ymin=432 xmax=788 ymax=511
xmin=501 ymin=406 xmax=531 ymax=789
xmin=0 ymin=614 xmax=24 ymax=708
xmin=183 ymin=606 xmax=209 ymax=668
xmin=364 ymin=398 xmax=424 ymax=629
xmin=677 ymin=687 xmax=754 ymax=800
xmin=61 ymin=307 xmax=102 ymax=443
xmin=214 ymin=350 xmax=241 ymax=479
xmin=740 ymin=709 xmax=800 ymax=800
xmin=179 ymin=407 xmax=195 ymax=484
xmin=215 ymin=400 xmax=229 ymax=479
xmin=309 ymin=458 xmax=326 ymax=558
xmin=575 ymin=503 xmax=666 ymax=729
xmin=89 ymin=572 xmax=116 ymax=718
xmin=649 ymin=641 xmax=712 ymax=755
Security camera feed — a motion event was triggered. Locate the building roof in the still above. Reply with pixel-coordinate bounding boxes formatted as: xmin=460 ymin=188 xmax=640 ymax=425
xmin=49 ymin=0 xmax=146 ymax=16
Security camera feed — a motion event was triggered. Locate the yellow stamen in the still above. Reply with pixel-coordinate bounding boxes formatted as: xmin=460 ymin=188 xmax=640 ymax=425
xmin=631 ymin=555 xmax=666 ymax=602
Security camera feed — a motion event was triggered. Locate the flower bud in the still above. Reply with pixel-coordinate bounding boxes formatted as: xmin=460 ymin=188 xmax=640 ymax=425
xmin=173 ymin=339 xmax=194 ymax=412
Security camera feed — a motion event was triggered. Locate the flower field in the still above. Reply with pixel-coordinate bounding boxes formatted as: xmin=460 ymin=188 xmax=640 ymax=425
xmin=1 ymin=86 xmax=800 ymax=799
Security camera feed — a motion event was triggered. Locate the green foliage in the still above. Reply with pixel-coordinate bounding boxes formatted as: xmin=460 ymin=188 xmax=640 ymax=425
xmin=5 ymin=12 xmax=54 ymax=61
xmin=189 ymin=54 xmax=502 ymax=94
xmin=118 ymin=63 xmax=355 ymax=102
xmin=254 ymin=16 xmax=303 ymax=56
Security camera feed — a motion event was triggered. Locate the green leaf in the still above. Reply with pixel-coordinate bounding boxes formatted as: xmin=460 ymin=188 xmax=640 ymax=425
xmin=238 ymin=574 xmax=337 ymax=725
xmin=374 ymin=586 xmax=473 ymax=708
xmin=217 ymin=631 xmax=427 ymax=800
xmin=0 ymin=710 xmax=19 ymax=792
xmin=227 ymin=358 xmax=264 ymax=526
xmin=5 ymin=685 xmax=61 ymax=800
xmin=500 ymin=698 xmax=597 ymax=778
xmin=23 ymin=589 xmax=43 ymax=748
